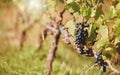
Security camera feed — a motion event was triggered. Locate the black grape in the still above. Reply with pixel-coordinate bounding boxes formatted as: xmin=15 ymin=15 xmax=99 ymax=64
xmin=95 ymin=52 xmax=107 ymax=72
xmin=86 ymin=48 xmax=94 ymax=56
xmin=75 ymin=22 xmax=89 ymax=46
xmin=102 ymin=64 xmax=106 ymax=72
xmin=79 ymin=47 xmax=85 ymax=54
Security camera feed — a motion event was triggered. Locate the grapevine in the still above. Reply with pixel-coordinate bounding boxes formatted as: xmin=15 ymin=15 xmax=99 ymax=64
xmin=0 ymin=0 xmax=120 ymax=75
xmin=43 ymin=0 xmax=120 ymax=75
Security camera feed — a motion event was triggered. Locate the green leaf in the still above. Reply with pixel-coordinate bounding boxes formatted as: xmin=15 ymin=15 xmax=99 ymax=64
xmin=66 ymin=0 xmax=73 ymax=3
xmin=59 ymin=0 xmax=67 ymax=3
xmin=75 ymin=0 xmax=82 ymax=3
xmin=96 ymin=25 xmax=109 ymax=49
xmin=66 ymin=2 xmax=80 ymax=13
xmin=0 ymin=0 xmax=12 ymax=3
xmin=94 ymin=5 xmax=104 ymax=20
xmin=109 ymin=6 xmax=117 ymax=18
xmin=88 ymin=23 xmax=98 ymax=42
xmin=86 ymin=0 xmax=93 ymax=5
xmin=114 ymin=37 xmax=120 ymax=45
xmin=116 ymin=2 xmax=120 ymax=17
xmin=65 ymin=20 xmax=76 ymax=37
xmin=116 ymin=3 xmax=120 ymax=10
xmin=80 ymin=6 xmax=91 ymax=19
xmin=103 ymin=46 xmax=116 ymax=59
xmin=91 ymin=8 xmax=96 ymax=17
xmin=113 ymin=19 xmax=120 ymax=38
xmin=48 ymin=0 xmax=56 ymax=12
xmin=73 ymin=12 xmax=80 ymax=18
xmin=102 ymin=55 xmax=107 ymax=60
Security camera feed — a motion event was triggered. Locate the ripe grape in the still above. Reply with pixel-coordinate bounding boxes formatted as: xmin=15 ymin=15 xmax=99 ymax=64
xmin=95 ymin=52 xmax=107 ymax=72
xmin=79 ymin=47 xmax=85 ymax=54
xmin=75 ymin=21 xmax=89 ymax=46
xmin=86 ymin=48 xmax=94 ymax=56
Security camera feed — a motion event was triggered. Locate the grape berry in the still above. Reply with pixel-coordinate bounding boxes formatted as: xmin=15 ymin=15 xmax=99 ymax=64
xmin=95 ymin=52 xmax=107 ymax=72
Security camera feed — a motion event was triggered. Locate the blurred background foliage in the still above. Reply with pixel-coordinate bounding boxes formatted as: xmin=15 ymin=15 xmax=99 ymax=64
xmin=0 ymin=0 xmax=120 ymax=75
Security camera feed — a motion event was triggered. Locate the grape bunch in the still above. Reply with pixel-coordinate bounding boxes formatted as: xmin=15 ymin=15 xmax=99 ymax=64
xmin=75 ymin=22 xmax=107 ymax=72
xmin=75 ymin=21 xmax=90 ymax=54
xmin=75 ymin=22 xmax=88 ymax=46
xmin=95 ymin=52 xmax=107 ymax=72
xmin=86 ymin=48 xmax=94 ymax=56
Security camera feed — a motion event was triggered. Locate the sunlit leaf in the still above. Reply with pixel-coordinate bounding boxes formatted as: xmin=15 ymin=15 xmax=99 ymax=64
xmin=65 ymin=20 xmax=76 ymax=37
xmin=66 ymin=2 xmax=80 ymax=13
xmin=59 ymin=0 xmax=67 ymax=3
xmin=80 ymin=6 xmax=91 ymax=18
xmin=0 ymin=0 xmax=12 ymax=3
xmin=73 ymin=12 xmax=79 ymax=18
xmin=86 ymin=0 xmax=93 ymax=5
xmin=91 ymin=8 xmax=96 ymax=17
xmin=109 ymin=6 xmax=117 ymax=18
xmin=113 ymin=19 xmax=120 ymax=38
xmin=48 ymin=0 xmax=56 ymax=12
xmin=114 ymin=38 xmax=120 ymax=45
xmin=66 ymin=0 xmax=74 ymax=4
xmin=96 ymin=25 xmax=109 ymax=49
xmin=116 ymin=2 xmax=120 ymax=17
xmin=103 ymin=46 xmax=116 ymax=59
xmin=88 ymin=23 xmax=98 ymax=41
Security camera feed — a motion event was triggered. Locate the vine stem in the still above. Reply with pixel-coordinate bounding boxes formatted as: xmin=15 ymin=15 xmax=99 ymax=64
xmin=37 ymin=28 xmax=48 ymax=50
xmin=106 ymin=60 xmax=120 ymax=74
xmin=45 ymin=29 xmax=60 ymax=75
xmin=45 ymin=9 xmax=65 ymax=75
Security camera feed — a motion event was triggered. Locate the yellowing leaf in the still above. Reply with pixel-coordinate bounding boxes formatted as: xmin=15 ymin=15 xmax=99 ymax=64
xmin=67 ymin=0 xmax=73 ymax=4
xmin=96 ymin=25 xmax=109 ymax=49
xmin=109 ymin=6 xmax=117 ymax=18
xmin=65 ymin=20 xmax=76 ymax=37
xmin=113 ymin=19 xmax=120 ymax=38
xmin=91 ymin=8 xmax=96 ymax=17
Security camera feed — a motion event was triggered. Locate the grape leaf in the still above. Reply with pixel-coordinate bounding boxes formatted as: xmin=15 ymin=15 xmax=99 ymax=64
xmin=66 ymin=2 xmax=80 ymax=13
xmin=88 ymin=23 xmax=98 ymax=41
xmin=0 ymin=0 xmax=12 ymax=2
xmin=59 ymin=0 xmax=67 ymax=3
xmin=75 ymin=0 xmax=82 ymax=3
xmin=96 ymin=25 xmax=109 ymax=49
xmin=65 ymin=20 xmax=76 ymax=37
xmin=94 ymin=5 xmax=103 ymax=20
xmin=73 ymin=12 xmax=79 ymax=18
xmin=109 ymin=6 xmax=117 ymax=18
xmin=102 ymin=46 xmax=116 ymax=59
xmin=91 ymin=8 xmax=96 ymax=17
xmin=86 ymin=0 xmax=93 ymax=6
xmin=66 ymin=0 xmax=73 ymax=4
xmin=48 ymin=0 xmax=56 ymax=12
xmin=116 ymin=2 xmax=120 ymax=17
xmin=114 ymin=37 xmax=120 ymax=45
xmin=113 ymin=19 xmax=120 ymax=38
xmin=80 ymin=6 xmax=91 ymax=19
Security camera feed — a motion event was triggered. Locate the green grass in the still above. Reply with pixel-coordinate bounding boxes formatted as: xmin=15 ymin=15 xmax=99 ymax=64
xmin=0 ymin=37 xmax=119 ymax=75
